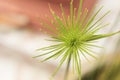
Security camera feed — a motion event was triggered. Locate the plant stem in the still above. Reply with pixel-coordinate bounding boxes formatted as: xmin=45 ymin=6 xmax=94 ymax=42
xmin=64 ymin=53 xmax=72 ymax=80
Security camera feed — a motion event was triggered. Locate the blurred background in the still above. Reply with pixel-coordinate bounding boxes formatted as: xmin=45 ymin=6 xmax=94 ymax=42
xmin=0 ymin=0 xmax=120 ymax=80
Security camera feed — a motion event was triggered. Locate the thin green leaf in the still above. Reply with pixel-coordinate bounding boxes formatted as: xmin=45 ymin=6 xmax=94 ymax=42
xmin=83 ymin=6 xmax=104 ymax=31
xmin=33 ymin=46 xmax=64 ymax=58
xmin=87 ymin=31 xmax=120 ymax=41
xmin=80 ymin=46 xmax=97 ymax=59
xmin=52 ymin=48 xmax=71 ymax=77
xmin=36 ymin=44 xmax=64 ymax=51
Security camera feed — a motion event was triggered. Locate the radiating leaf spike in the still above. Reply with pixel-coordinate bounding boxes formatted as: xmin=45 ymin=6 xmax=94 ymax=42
xmin=48 ymin=4 xmax=55 ymax=15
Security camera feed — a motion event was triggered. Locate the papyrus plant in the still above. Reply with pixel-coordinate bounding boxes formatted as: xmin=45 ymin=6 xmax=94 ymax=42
xmin=33 ymin=0 xmax=120 ymax=80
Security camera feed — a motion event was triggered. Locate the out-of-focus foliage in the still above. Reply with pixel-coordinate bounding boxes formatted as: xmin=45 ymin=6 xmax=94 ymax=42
xmin=82 ymin=54 xmax=120 ymax=80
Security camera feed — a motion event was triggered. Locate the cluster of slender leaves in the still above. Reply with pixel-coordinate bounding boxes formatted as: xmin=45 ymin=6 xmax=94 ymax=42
xmin=82 ymin=54 xmax=120 ymax=80
xmin=34 ymin=0 xmax=120 ymax=80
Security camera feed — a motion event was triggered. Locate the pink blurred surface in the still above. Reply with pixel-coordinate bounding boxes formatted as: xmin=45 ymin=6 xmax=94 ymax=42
xmin=0 ymin=0 xmax=96 ymax=31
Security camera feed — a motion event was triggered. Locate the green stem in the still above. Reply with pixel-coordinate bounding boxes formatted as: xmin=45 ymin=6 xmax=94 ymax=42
xmin=64 ymin=53 xmax=72 ymax=80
